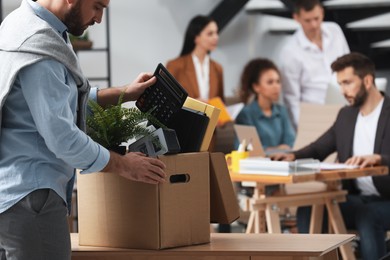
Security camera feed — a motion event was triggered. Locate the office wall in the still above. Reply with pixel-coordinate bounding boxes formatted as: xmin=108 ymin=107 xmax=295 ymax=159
xmin=6 ymin=1 xmax=387 ymax=97
xmin=91 ymin=0 xmax=289 ymax=97
xmin=2 ymin=0 xmax=289 ymax=98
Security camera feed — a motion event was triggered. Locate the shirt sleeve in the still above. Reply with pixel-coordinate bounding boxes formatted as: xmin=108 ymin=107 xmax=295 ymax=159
xmin=19 ymin=59 xmax=109 ymax=173
xmin=334 ymin=23 xmax=350 ymax=54
xmin=279 ymin=48 xmax=302 ymax=130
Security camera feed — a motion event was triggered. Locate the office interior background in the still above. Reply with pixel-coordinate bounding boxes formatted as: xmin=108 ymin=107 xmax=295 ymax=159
xmin=2 ymin=0 xmax=390 ymax=99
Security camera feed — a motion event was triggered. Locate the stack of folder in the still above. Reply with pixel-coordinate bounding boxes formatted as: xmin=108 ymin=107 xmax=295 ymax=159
xmin=239 ymin=158 xmax=320 ymax=176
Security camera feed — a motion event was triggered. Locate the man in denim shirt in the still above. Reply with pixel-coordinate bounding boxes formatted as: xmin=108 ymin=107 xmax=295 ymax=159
xmin=0 ymin=0 xmax=166 ymax=259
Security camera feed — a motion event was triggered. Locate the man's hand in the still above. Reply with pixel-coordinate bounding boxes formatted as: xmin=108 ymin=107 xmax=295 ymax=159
xmin=269 ymin=152 xmax=296 ymax=161
xmin=345 ymin=154 xmax=382 ymax=168
xmin=96 ymin=73 xmax=157 ymax=107
xmin=102 ymin=151 xmax=166 ymax=185
xmin=123 ymin=73 xmax=157 ymax=101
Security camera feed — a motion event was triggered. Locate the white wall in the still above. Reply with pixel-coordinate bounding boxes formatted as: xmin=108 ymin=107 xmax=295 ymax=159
xmin=1 ymin=1 xmax=291 ymax=97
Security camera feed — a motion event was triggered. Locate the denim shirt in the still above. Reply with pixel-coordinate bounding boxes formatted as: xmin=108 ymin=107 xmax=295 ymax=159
xmin=235 ymin=100 xmax=296 ymax=149
xmin=0 ymin=0 xmax=109 ymax=213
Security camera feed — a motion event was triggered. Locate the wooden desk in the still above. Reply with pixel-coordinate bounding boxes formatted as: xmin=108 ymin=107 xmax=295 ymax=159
xmin=230 ymin=166 xmax=388 ymax=260
xmin=71 ymin=233 xmax=354 ymax=260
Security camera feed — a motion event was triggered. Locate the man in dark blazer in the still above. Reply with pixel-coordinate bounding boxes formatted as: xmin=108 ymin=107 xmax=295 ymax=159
xmin=272 ymin=52 xmax=390 ymax=260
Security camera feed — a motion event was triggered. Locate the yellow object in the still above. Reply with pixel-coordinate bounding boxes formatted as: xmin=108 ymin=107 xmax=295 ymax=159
xmin=208 ymin=97 xmax=232 ymax=125
xmin=225 ymin=150 xmax=249 ymax=172
xmin=183 ymin=97 xmax=221 ymax=151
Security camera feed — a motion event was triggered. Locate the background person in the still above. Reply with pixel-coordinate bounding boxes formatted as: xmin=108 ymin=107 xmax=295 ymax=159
xmin=0 ymin=0 xmax=165 ymax=259
xmin=236 ymin=58 xmax=295 ymax=153
xmin=279 ymin=0 xmax=350 ymax=129
xmin=272 ymin=53 xmax=390 ymax=260
xmin=166 ymin=15 xmax=224 ymax=102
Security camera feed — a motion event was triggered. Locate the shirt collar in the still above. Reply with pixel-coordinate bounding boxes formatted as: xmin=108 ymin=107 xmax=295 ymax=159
xmin=192 ymin=54 xmax=210 ymax=66
xmin=249 ymin=100 xmax=281 ymax=119
xmin=27 ymin=0 xmax=68 ymax=42
xmin=296 ymin=23 xmax=330 ymax=51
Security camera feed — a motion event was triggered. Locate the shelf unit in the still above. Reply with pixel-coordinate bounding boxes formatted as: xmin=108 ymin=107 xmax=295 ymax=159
xmin=0 ymin=0 xmax=111 ymax=87
xmin=0 ymin=0 xmax=3 ymax=23
xmin=72 ymin=8 xmax=112 ymax=87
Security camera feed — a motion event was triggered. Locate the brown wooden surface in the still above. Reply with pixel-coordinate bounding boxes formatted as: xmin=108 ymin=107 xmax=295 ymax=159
xmin=229 ymin=166 xmax=387 ymax=260
xmin=230 ymin=166 xmax=388 ymax=184
xmin=71 ymin=233 xmax=354 ymax=259
xmin=229 ymin=171 xmax=316 ymax=184
xmin=315 ymin=166 xmax=388 ymax=182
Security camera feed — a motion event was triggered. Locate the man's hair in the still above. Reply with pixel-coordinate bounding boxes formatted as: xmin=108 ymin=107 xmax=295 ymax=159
xmin=331 ymin=52 xmax=376 ymax=80
xmin=293 ymin=0 xmax=322 ymax=14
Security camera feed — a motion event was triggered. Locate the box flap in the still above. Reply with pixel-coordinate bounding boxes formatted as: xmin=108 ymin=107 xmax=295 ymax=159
xmin=209 ymin=152 xmax=240 ymax=224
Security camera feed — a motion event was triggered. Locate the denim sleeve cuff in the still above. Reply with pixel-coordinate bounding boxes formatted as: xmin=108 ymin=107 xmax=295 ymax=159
xmin=80 ymin=145 xmax=110 ymax=174
xmin=89 ymin=87 xmax=98 ymax=102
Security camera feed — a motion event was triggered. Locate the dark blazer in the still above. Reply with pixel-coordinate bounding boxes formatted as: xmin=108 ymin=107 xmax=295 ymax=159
xmin=294 ymin=94 xmax=390 ymax=199
xmin=166 ymin=54 xmax=224 ymax=100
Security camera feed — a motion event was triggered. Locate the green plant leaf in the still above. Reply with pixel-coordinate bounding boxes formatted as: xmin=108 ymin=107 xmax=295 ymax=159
xmin=86 ymin=91 xmax=166 ymax=150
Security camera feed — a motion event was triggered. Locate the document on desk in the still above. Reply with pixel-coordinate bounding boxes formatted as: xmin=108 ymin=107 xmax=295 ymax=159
xmin=239 ymin=158 xmax=319 ymax=176
xmin=318 ymin=162 xmax=359 ymax=170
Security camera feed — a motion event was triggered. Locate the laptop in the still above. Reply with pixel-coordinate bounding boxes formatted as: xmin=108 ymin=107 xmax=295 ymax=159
xmin=233 ymin=124 xmax=265 ymax=157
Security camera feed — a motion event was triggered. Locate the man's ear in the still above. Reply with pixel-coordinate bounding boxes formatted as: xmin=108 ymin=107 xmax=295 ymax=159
xmin=293 ymin=13 xmax=299 ymax=22
xmin=364 ymin=74 xmax=374 ymax=89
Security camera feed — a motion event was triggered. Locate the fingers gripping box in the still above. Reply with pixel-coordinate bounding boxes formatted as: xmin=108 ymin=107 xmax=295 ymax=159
xmin=77 ymin=152 xmax=210 ymax=249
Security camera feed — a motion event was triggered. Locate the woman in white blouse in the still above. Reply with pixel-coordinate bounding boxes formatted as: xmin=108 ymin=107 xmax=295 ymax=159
xmin=166 ymin=15 xmax=224 ymax=102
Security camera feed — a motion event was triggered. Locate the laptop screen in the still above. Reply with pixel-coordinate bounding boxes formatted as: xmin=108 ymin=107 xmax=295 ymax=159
xmin=233 ymin=124 xmax=265 ymax=157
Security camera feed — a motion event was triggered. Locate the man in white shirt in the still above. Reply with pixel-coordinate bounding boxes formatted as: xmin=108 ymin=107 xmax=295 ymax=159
xmin=279 ymin=0 xmax=350 ymax=129
xmin=272 ymin=53 xmax=390 ymax=260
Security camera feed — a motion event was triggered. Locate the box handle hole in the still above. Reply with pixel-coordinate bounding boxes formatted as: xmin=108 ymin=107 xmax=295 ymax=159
xmin=169 ymin=174 xmax=190 ymax=184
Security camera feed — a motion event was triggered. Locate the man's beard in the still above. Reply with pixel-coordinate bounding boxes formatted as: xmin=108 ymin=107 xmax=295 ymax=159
xmin=345 ymin=82 xmax=368 ymax=107
xmin=63 ymin=1 xmax=86 ymax=36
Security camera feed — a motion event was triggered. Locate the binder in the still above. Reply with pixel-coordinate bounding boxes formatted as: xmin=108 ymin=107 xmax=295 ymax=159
xmin=166 ymin=107 xmax=209 ymax=152
xmin=183 ymin=97 xmax=221 ymax=151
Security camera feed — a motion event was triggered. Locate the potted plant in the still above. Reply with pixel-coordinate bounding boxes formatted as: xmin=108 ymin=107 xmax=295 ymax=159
xmin=86 ymin=92 xmax=165 ymax=155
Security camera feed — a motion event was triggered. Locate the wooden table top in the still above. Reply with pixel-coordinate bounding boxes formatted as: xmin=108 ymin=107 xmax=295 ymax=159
xmin=229 ymin=166 xmax=388 ymax=185
xmin=71 ymin=233 xmax=355 ymax=257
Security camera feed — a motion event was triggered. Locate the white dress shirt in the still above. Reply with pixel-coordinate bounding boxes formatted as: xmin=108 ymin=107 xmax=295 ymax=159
xmin=353 ymin=98 xmax=384 ymax=196
xmin=192 ymin=54 xmax=210 ymax=100
xmin=279 ymin=22 xmax=350 ymax=129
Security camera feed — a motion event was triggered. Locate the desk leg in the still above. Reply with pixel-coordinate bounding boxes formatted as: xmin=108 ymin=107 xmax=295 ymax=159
xmin=310 ymin=204 xmax=324 ymax=234
xmin=326 ymin=199 xmax=356 ymax=260
xmin=265 ymin=204 xmax=282 ymax=233
xmin=246 ymin=211 xmax=255 ymax=234
xmin=246 ymin=210 xmax=267 ymax=234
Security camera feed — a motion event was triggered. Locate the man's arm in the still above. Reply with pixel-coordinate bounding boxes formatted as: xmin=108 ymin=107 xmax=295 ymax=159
xmin=97 ymin=73 xmax=156 ymax=108
xmin=271 ymin=122 xmax=337 ymax=162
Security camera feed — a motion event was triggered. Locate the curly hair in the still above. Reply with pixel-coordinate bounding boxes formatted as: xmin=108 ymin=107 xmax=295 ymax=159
xmin=239 ymin=58 xmax=280 ymax=103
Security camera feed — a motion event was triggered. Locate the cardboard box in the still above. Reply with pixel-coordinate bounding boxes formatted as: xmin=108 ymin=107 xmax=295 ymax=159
xmin=183 ymin=97 xmax=220 ymax=152
xmin=209 ymin=153 xmax=240 ymax=224
xmin=77 ymin=152 xmax=210 ymax=250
